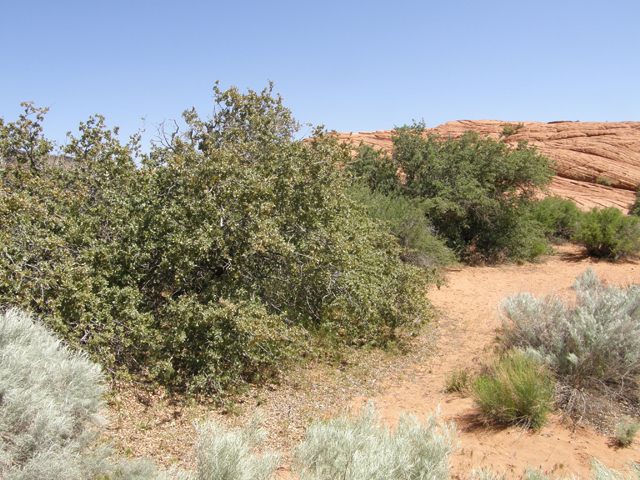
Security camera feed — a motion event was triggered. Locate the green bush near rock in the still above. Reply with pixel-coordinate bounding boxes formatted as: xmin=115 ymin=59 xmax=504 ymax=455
xmin=0 ymin=87 xmax=433 ymax=395
xmin=573 ymin=207 xmax=640 ymax=259
xmin=528 ymin=196 xmax=584 ymax=242
xmin=347 ymin=184 xmax=458 ymax=268
xmin=347 ymin=123 xmax=555 ymax=263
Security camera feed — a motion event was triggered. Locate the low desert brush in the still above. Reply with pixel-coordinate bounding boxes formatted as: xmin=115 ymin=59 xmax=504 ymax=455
xmin=574 ymin=207 xmax=640 ymax=259
xmin=471 ymin=350 xmax=554 ymax=429
xmin=293 ymin=402 xmax=456 ymax=480
xmin=615 ymin=418 xmax=640 ymax=448
xmin=0 ymin=308 xmax=157 ymax=479
xmin=476 ymin=462 xmax=640 ymax=480
xmin=591 ymin=460 xmax=640 ymax=480
xmin=192 ymin=414 xmax=279 ymax=480
xmin=500 ymin=268 xmax=640 ymax=391
xmin=445 ymin=366 xmax=470 ymax=393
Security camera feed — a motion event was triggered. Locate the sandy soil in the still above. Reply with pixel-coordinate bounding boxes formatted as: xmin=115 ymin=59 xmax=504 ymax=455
xmin=104 ymin=244 xmax=640 ymax=478
xmin=349 ymin=244 xmax=640 ymax=478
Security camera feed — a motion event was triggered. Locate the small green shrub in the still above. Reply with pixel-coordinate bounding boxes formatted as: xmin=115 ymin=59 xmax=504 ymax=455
xmin=471 ymin=350 xmax=554 ymax=429
xmin=615 ymin=418 xmax=640 ymax=448
xmin=629 ymin=187 xmax=640 ymax=217
xmin=574 ymin=207 xmax=640 ymax=259
xmin=596 ymin=177 xmax=614 ymax=187
xmin=501 ymin=122 xmax=525 ymax=138
xmin=348 ymin=184 xmax=458 ymax=268
xmin=528 ymin=196 xmax=584 ymax=241
xmin=500 ymin=269 xmax=640 ymax=391
xmin=445 ymin=366 xmax=470 ymax=393
xmin=293 ymin=402 xmax=456 ymax=480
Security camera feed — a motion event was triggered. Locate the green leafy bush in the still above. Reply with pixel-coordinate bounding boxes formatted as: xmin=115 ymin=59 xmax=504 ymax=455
xmin=528 ymin=196 xmax=584 ymax=242
xmin=500 ymin=269 xmax=640 ymax=391
xmin=348 ymin=184 xmax=457 ymax=268
xmin=615 ymin=418 xmax=640 ymax=448
xmin=471 ymin=350 xmax=554 ymax=429
xmin=347 ymin=123 xmax=554 ymax=263
xmin=574 ymin=207 xmax=640 ymax=259
xmin=0 ymin=88 xmax=433 ymax=395
xmin=293 ymin=402 xmax=456 ymax=480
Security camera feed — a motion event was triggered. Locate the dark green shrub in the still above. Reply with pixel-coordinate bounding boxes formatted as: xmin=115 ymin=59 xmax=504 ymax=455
xmin=500 ymin=122 xmax=524 ymax=138
xmin=471 ymin=350 xmax=554 ymax=429
xmin=629 ymin=187 xmax=640 ymax=217
xmin=574 ymin=207 xmax=640 ymax=259
xmin=0 ymin=88 xmax=433 ymax=395
xmin=596 ymin=176 xmax=614 ymax=187
xmin=347 ymin=123 xmax=554 ymax=263
xmin=348 ymin=184 xmax=457 ymax=268
xmin=528 ymin=196 xmax=584 ymax=241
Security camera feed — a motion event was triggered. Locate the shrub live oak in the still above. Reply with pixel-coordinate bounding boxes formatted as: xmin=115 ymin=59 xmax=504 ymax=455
xmin=0 ymin=86 xmax=432 ymax=395
xmin=348 ymin=123 xmax=555 ymax=262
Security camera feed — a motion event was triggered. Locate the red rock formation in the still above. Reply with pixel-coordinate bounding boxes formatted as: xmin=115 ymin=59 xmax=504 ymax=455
xmin=338 ymin=121 xmax=640 ymax=211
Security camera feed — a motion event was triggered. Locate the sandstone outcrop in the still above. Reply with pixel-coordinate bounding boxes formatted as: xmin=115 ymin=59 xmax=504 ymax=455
xmin=339 ymin=121 xmax=640 ymax=211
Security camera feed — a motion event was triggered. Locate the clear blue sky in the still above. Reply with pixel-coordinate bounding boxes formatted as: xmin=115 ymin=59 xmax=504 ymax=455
xmin=2 ymin=1 xmax=638 ymax=151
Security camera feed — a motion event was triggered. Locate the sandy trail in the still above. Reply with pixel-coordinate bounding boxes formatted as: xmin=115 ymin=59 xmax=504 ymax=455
xmin=350 ymin=245 xmax=640 ymax=478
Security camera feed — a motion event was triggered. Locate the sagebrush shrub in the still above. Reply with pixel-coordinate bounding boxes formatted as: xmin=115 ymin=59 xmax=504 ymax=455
xmin=471 ymin=350 xmax=554 ymax=429
xmin=615 ymin=418 xmax=640 ymax=448
xmin=500 ymin=268 xmax=640 ymax=390
xmin=193 ymin=414 xmax=279 ymax=480
xmin=293 ymin=402 xmax=456 ymax=480
xmin=574 ymin=207 xmax=640 ymax=259
xmin=0 ymin=308 xmax=159 ymax=479
xmin=0 ymin=308 xmax=106 ymax=477
xmin=591 ymin=460 xmax=640 ymax=480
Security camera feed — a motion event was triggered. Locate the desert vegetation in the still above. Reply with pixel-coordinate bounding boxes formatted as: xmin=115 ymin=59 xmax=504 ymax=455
xmin=459 ymin=268 xmax=640 ymax=435
xmin=347 ymin=122 xmax=555 ymax=263
xmin=1 ymin=308 xmax=456 ymax=479
xmin=0 ymin=87 xmax=434 ymax=397
xmin=3 ymin=85 xmax=640 ymax=478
